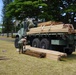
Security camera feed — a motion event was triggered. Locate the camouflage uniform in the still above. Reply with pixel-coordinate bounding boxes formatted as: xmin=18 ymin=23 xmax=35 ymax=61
xmin=18 ymin=37 xmax=26 ymax=54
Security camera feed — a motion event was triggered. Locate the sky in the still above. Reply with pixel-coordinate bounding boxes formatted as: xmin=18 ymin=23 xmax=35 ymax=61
xmin=0 ymin=0 xmax=3 ymax=23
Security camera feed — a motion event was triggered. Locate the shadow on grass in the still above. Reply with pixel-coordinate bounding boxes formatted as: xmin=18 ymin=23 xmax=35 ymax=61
xmin=0 ymin=56 xmax=10 ymax=60
xmin=67 ymin=53 xmax=76 ymax=59
xmin=61 ymin=53 xmax=76 ymax=61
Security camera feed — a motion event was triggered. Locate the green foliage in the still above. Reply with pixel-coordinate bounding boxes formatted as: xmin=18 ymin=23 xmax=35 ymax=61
xmin=0 ymin=28 xmax=1 ymax=32
xmin=64 ymin=4 xmax=76 ymax=12
xmin=2 ymin=0 xmax=14 ymax=33
xmin=6 ymin=0 xmax=47 ymax=20
xmin=6 ymin=0 xmax=76 ymax=22
xmin=2 ymin=18 xmax=14 ymax=33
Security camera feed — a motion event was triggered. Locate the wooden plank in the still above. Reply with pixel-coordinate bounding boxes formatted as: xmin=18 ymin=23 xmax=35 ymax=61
xmin=38 ymin=21 xmax=63 ymax=27
xmin=46 ymin=54 xmax=61 ymax=61
xmin=24 ymin=49 xmax=46 ymax=58
xmin=24 ymin=46 xmax=67 ymax=61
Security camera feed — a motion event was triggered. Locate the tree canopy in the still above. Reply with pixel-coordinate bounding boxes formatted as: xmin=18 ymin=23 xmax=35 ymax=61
xmin=6 ymin=0 xmax=76 ymax=23
xmin=2 ymin=0 xmax=13 ymax=33
xmin=6 ymin=0 xmax=47 ymax=20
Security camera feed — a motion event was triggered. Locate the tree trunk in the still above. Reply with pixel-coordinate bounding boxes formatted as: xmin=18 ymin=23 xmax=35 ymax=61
xmin=11 ymin=30 xmax=13 ymax=38
xmin=7 ymin=32 xmax=9 ymax=37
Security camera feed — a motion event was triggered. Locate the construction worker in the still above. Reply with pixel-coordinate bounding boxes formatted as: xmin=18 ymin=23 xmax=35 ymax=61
xmin=18 ymin=36 xmax=27 ymax=54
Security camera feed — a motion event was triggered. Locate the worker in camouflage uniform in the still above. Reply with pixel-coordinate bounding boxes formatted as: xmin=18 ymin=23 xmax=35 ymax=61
xmin=18 ymin=36 xmax=26 ymax=54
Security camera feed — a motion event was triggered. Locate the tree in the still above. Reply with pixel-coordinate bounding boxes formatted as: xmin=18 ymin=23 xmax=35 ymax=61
xmin=6 ymin=0 xmax=76 ymax=27
xmin=60 ymin=0 xmax=76 ymax=28
xmin=6 ymin=0 xmax=47 ymax=21
xmin=2 ymin=0 xmax=13 ymax=21
xmin=2 ymin=0 xmax=13 ymax=37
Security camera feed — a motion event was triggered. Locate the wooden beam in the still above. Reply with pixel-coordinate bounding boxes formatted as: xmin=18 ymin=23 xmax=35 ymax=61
xmin=24 ymin=46 xmax=67 ymax=61
xmin=27 ymin=24 xmax=74 ymax=35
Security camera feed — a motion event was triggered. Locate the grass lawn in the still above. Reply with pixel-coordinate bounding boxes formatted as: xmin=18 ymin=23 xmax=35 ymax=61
xmin=0 ymin=38 xmax=76 ymax=75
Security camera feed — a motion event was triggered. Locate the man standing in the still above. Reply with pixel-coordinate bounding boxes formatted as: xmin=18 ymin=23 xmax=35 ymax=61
xmin=18 ymin=36 xmax=26 ymax=54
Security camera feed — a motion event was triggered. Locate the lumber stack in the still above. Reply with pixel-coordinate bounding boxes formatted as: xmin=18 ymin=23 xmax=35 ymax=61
xmin=24 ymin=46 xmax=67 ymax=61
xmin=38 ymin=21 xmax=63 ymax=27
xmin=24 ymin=49 xmax=46 ymax=58
xmin=74 ymin=29 xmax=76 ymax=33
xmin=27 ymin=24 xmax=74 ymax=35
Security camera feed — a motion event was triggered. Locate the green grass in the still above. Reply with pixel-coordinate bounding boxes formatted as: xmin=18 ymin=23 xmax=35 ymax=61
xmin=0 ymin=38 xmax=76 ymax=75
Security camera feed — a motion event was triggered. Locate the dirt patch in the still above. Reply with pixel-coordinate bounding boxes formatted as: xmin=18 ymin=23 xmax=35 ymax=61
xmin=0 ymin=56 xmax=10 ymax=60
